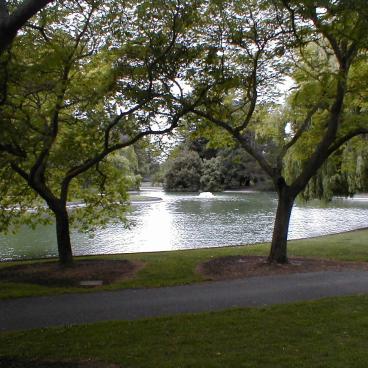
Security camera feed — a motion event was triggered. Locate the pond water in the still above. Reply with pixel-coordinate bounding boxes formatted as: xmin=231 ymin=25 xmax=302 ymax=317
xmin=1 ymin=189 xmax=368 ymax=261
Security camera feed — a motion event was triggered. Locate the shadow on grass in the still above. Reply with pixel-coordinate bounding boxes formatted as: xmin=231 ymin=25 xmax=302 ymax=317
xmin=0 ymin=357 xmax=119 ymax=368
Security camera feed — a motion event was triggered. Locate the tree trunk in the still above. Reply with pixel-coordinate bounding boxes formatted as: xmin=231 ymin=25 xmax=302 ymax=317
xmin=54 ymin=206 xmax=73 ymax=266
xmin=0 ymin=33 xmax=14 ymax=55
xmin=268 ymin=184 xmax=295 ymax=264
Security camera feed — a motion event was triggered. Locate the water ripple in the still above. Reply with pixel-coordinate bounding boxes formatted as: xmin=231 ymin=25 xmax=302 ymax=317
xmin=1 ymin=191 xmax=368 ymax=260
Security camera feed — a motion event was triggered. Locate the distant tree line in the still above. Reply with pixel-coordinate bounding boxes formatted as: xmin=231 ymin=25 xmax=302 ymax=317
xmin=162 ymin=138 xmax=273 ymax=192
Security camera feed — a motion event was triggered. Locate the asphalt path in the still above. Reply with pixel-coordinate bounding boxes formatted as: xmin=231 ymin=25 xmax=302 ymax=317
xmin=2 ymin=270 xmax=368 ymax=332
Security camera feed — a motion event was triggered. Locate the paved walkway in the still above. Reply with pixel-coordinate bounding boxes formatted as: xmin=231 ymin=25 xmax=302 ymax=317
xmin=2 ymin=270 xmax=368 ymax=331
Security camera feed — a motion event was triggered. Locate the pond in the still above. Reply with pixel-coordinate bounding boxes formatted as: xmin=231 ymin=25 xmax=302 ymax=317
xmin=1 ymin=189 xmax=368 ymax=261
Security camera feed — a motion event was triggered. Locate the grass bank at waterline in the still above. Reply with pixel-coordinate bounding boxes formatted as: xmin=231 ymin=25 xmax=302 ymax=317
xmin=1 ymin=295 xmax=368 ymax=367
xmin=0 ymin=228 xmax=368 ymax=300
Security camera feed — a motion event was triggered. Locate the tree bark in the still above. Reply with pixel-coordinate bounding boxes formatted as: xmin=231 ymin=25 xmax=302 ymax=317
xmin=53 ymin=205 xmax=73 ymax=266
xmin=0 ymin=0 xmax=54 ymax=54
xmin=268 ymin=180 xmax=296 ymax=264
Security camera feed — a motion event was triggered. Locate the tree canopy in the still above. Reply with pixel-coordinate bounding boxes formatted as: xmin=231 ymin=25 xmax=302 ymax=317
xmin=0 ymin=0 xmax=202 ymax=264
xmin=162 ymin=136 xmax=271 ymax=192
xmin=1 ymin=0 xmax=368 ymax=265
xmin=182 ymin=0 xmax=368 ymax=262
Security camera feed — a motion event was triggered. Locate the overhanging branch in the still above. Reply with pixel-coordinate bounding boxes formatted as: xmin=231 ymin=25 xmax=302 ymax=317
xmin=191 ymin=108 xmax=275 ymax=178
xmin=0 ymin=142 xmax=26 ymax=157
xmin=327 ymin=128 xmax=368 ymax=157
xmin=62 ymin=107 xmax=190 ymax=187
xmin=0 ymin=0 xmax=54 ymax=53
xmin=278 ymin=103 xmax=322 ymax=163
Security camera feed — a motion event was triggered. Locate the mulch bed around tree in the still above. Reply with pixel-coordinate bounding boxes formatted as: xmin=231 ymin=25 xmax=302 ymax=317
xmin=197 ymin=255 xmax=368 ymax=281
xmin=0 ymin=259 xmax=144 ymax=287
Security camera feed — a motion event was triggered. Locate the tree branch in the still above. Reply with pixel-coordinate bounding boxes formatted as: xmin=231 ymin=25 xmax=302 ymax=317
xmin=291 ymin=74 xmax=348 ymax=194
xmin=234 ymin=53 xmax=259 ymax=133
xmin=10 ymin=162 xmax=29 ymax=181
xmin=0 ymin=0 xmax=54 ymax=53
xmin=104 ymin=98 xmax=152 ymax=150
xmin=278 ymin=102 xmax=322 ymax=163
xmin=327 ymin=128 xmax=368 ymax=157
xmin=62 ymin=107 xmax=190 ymax=188
xmin=25 ymin=22 xmax=50 ymax=42
xmin=29 ymin=5 xmax=96 ymax=184
xmin=308 ymin=8 xmax=345 ymax=67
xmin=191 ymin=108 xmax=275 ymax=178
xmin=0 ymin=142 xmax=26 ymax=157
xmin=29 ymin=64 xmax=70 ymax=183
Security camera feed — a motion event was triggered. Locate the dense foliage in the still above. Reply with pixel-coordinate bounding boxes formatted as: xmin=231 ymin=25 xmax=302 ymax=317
xmin=1 ymin=0 xmax=368 ymax=264
xmin=162 ymin=139 xmax=272 ymax=192
xmin=164 ymin=150 xmax=203 ymax=192
xmin=181 ymin=0 xmax=368 ymax=262
xmin=0 ymin=0 xmax=202 ymax=263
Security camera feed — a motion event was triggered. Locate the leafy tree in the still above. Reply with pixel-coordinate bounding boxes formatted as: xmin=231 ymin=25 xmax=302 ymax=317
xmin=162 ymin=131 xmax=270 ymax=192
xmin=285 ymin=45 xmax=368 ymax=200
xmin=164 ymin=150 xmax=202 ymax=192
xmin=186 ymin=0 xmax=368 ymax=263
xmin=112 ymin=147 xmax=142 ymax=190
xmin=0 ymin=0 xmax=200 ymax=264
xmin=295 ymin=137 xmax=368 ymax=201
xmin=200 ymin=157 xmax=223 ymax=192
xmin=133 ymin=138 xmax=163 ymax=183
xmin=218 ymin=148 xmax=272 ymax=189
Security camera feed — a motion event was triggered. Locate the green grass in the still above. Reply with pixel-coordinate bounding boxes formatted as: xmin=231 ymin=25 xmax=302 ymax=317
xmin=287 ymin=229 xmax=368 ymax=261
xmin=1 ymin=295 xmax=368 ymax=367
xmin=1 ymin=230 xmax=368 ymax=366
xmin=0 ymin=228 xmax=367 ymax=299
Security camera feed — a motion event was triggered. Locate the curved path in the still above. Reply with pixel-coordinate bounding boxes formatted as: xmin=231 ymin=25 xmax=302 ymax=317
xmin=2 ymin=270 xmax=368 ymax=331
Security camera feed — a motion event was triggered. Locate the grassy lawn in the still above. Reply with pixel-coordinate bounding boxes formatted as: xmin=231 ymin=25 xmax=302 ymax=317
xmin=1 ymin=229 xmax=368 ymax=367
xmin=0 ymin=228 xmax=367 ymax=299
xmin=1 ymin=295 xmax=368 ymax=367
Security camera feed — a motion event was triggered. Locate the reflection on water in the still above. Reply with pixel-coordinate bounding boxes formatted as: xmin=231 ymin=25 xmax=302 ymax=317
xmin=1 ymin=190 xmax=368 ymax=260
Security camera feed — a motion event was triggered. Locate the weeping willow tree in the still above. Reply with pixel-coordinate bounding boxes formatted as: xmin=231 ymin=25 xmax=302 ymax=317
xmin=284 ymin=41 xmax=368 ymax=201
xmin=289 ymin=137 xmax=368 ymax=201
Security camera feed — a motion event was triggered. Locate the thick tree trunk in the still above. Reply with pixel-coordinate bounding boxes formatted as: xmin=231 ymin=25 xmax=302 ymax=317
xmin=0 ymin=0 xmax=55 ymax=54
xmin=0 ymin=35 xmax=13 ymax=55
xmin=54 ymin=206 xmax=73 ymax=265
xmin=268 ymin=183 xmax=295 ymax=264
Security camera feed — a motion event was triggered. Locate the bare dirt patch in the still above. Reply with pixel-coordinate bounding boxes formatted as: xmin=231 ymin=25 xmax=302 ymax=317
xmin=0 ymin=259 xmax=144 ymax=287
xmin=198 ymin=255 xmax=368 ymax=280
